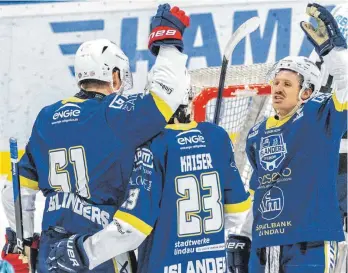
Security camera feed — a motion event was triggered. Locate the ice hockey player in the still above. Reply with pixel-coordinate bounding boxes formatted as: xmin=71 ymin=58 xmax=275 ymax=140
xmin=1 ymin=3 xmax=190 ymax=273
xmin=46 ymin=52 xmax=252 ymax=273
xmin=227 ymin=3 xmax=348 ymax=273
xmin=308 ymin=4 xmax=348 ymax=273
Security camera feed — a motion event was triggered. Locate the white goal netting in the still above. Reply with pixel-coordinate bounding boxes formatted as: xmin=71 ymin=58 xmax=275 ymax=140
xmin=189 ymin=63 xmax=275 ymax=188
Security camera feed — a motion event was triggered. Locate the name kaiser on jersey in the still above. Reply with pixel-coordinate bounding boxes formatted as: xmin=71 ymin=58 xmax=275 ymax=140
xmin=180 ymin=153 xmax=213 ymax=173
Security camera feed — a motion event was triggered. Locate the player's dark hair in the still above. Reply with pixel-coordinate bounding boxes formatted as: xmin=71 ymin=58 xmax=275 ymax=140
xmin=168 ymin=105 xmax=191 ymax=124
xmin=279 ymin=69 xmax=315 ymax=92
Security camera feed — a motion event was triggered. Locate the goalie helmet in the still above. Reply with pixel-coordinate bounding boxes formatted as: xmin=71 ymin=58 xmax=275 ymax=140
xmin=74 ymin=39 xmax=133 ymax=93
xmin=268 ymin=56 xmax=321 ymax=101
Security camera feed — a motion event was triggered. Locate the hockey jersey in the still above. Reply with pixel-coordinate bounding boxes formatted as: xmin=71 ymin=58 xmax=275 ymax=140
xmin=113 ymin=121 xmax=251 ymax=273
xmin=17 ymin=90 xmax=171 ymax=235
xmin=246 ymin=87 xmax=347 ymax=248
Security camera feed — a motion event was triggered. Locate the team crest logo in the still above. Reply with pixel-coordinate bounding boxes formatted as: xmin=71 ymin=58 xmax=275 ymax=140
xmin=259 ymin=134 xmax=287 ymax=171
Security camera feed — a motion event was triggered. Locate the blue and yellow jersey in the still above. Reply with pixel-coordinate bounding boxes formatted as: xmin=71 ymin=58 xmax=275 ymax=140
xmin=18 ymin=90 xmax=171 ymax=234
xmin=246 ymin=90 xmax=347 ymax=249
xmin=115 ymin=121 xmax=250 ymax=273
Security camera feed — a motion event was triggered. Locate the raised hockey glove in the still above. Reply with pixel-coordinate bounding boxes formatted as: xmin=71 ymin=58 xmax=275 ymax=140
xmin=300 ymin=3 xmax=347 ymax=56
xmin=47 ymin=234 xmax=89 ymax=273
xmin=226 ymin=235 xmax=251 ymax=273
xmin=149 ymin=4 xmax=190 ymax=56
xmin=1 ymin=228 xmax=40 ymax=273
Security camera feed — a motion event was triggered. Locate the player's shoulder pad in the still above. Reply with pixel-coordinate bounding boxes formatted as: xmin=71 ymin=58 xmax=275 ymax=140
xmin=247 ymin=119 xmax=265 ymax=140
xmin=309 ymin=92 xmax=332 ymax=104
xmin=198 ymin=121 xmax=228 ymax=135
xmin=305 ymin=92 xmax=333 ymax=113
xmin=198 ymin=121 xmax=232 ymax=147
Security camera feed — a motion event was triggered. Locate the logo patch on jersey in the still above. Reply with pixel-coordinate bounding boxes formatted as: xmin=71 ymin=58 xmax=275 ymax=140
xmin=109 ymin=94 xmax=139 ymax=111
xmin=312 ymin=93 xmax=332 ymax=104
xmin=52 ymin=103 xmax=81 ymax=124
xmin=259 ymin=134 xmax=287 ymax=171
xmin=292 ymin=109 xmax=303 ymax=122
xmin=134 ymin=147 xmax=153 ymax=169
xmin=258 ymin=186 xmax=284 ymax=220
xmin=176 ymin=129 xmax=206 ymax=150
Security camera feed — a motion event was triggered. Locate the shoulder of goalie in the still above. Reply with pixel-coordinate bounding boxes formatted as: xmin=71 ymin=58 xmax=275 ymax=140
xmin=226 ymin=235 xmax=251 ymax=273
xmin=1 ymin=228 xmax=40 ymax=273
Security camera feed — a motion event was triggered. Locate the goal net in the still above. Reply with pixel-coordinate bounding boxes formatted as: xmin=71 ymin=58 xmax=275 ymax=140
xmin=189 ymin=63 xmax=275 ymax=188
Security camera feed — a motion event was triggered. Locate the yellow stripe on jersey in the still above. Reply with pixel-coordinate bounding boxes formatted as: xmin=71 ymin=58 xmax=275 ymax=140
xmin=224 ymin=196 xmax=251 ymax=213
xmin=332 ymin=93 xmax=348 ymax=112
xmin=324 ymin=241 xmax=329 ymax=273
xmin=112 ymin=258 xmax=119 ymax=273
xmin=0 ymin=150 xmax=25 ymax=180
xmin=229 ymin=132 xmax=239 ymax=144
xmin=150 ymin=91 xmax=174 ymax=122
xmin=19 ymin=175 xmax=39 ymax=190
xmin=61 ymin=97 xmax=86 ymax=104
xmin=324 ymin=241 xmax=338 ymax=273
xmin=166 ymin=121 xmax=198 ymax=131
xmin=114 ymin=211 xmax=153 ymax=236
xmin=248 ymin=189 xmax=255 ymax=196
xmin=266 ymin=115 xmax=292 ymax=129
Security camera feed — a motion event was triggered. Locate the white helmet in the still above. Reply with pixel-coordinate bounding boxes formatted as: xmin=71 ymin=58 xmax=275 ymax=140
xmin=268 ymin=56 xmax=321 ymax=101
xmin=74 ymin=39 xmax=133 ymax=93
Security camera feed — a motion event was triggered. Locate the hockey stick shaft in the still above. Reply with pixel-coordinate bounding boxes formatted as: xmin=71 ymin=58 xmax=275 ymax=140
xmin=9 ymin=137 xmax=24 ymax=254
xmin=213 ymin=17 xmax=261 ymax=125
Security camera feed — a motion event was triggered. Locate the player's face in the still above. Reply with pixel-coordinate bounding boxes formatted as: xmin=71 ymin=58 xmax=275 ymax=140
xmin=271 ymin=70 xmax=301 ymax=116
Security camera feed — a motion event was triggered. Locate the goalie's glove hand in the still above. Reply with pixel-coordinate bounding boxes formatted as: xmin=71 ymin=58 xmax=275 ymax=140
xmin=1 ymin=228 xmax=40 ymax=273
xmin=300 ymin=3 xmax=347 ymax=56
xmin=149 ymin=4 xmax=190 ymax=56
xmin=226 ymin=235 xmax=251 ymax=273
xmin=47 ymin=234 xmax=90 ymax=273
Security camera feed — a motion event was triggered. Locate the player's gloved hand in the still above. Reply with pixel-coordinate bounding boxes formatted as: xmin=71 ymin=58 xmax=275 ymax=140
xmin=148 ymin=4 xmax=190 ymax=56
xmin=47 ymin=234 xmax=90 ymax=273
xmin=300 ymin=3 xmax=347 ymax=56
xmin=226 ymin=235 xmax=251 ymax=273
xmin=1 ymin=228 xmax=40 ymax=273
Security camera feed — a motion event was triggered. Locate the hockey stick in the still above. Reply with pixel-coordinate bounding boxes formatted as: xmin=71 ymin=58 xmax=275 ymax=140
xmin=9 ymin=137 xmax=24 ymax=254
xmin=213 ymin=17 xmax=261 ymax=125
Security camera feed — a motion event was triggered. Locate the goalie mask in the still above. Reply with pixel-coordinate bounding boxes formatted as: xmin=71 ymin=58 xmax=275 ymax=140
xmin=75 ymin=39 xmax=133 ymax=94
xmin=268 ymin=56 xmax=321 ymax=103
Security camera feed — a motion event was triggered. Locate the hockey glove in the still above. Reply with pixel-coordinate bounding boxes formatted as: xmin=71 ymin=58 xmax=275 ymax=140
xmin=47 ymin=234 xmax=89 ymax=273
xmin=1 ymin=228 xmax=40 ymax=273
xmin=300 ymin=3 xmax=347 ymax=56
xmin=226 ymin=235 xmax=251 ymax=273
xmin=149 ymin=4 xmax=190 ymax=56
